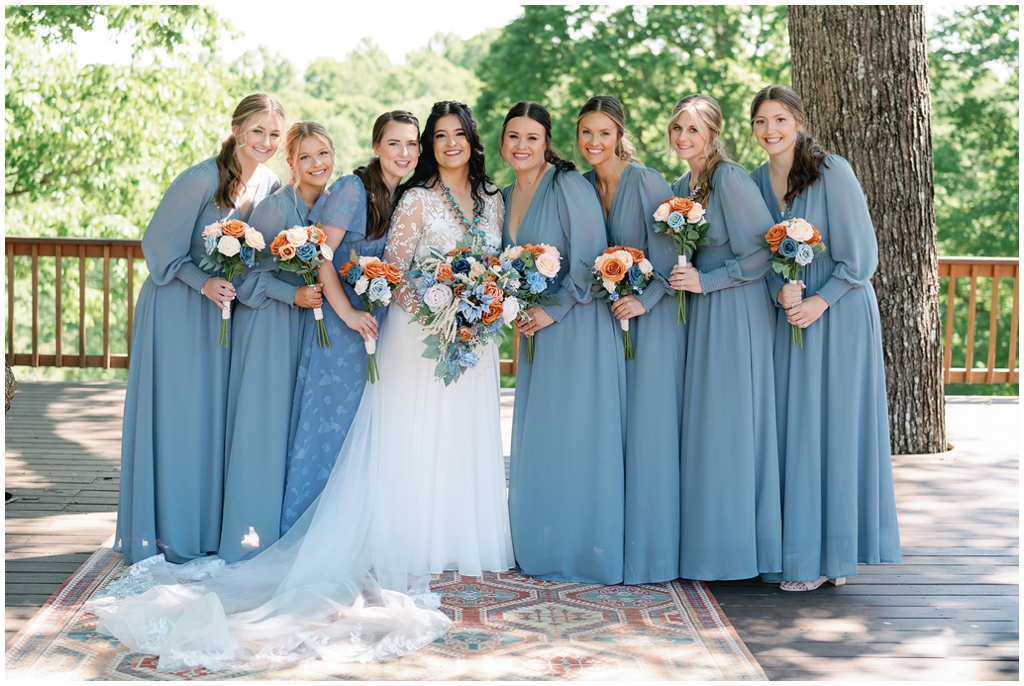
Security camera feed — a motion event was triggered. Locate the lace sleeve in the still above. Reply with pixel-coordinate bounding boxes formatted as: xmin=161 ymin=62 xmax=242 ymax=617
xmin=385 ymin=190 xmax=426 ymax=312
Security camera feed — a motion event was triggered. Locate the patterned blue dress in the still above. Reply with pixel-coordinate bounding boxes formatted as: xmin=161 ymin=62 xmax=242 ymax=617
xmin=115 ymin=157 xmax=280 ymax=564
xmin=280 ymin=175 xmax=388 ymax=534
xmin=672 ymin=164 xmax=782 ymax=580
xmin=583 ymin=162 xmax=686 ymax=584
xmin=503 ymin=166 xmax=627 ymax=584
xmin=219 ymin=184 xmax=309 ymax=562
xmin=752 ymin=156 xmax=901 ymax=581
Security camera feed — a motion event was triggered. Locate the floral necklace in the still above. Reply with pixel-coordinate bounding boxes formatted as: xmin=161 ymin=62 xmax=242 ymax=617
xmin=439 ymin=179 xmax=485 ymax=250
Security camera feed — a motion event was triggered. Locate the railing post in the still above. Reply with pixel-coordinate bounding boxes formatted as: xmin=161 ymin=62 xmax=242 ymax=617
xmin=30 ymin=243 xmax=39 ymax=367
xmin=102 ymin=245 xmax=111 ymax=368
xmin=1009 ymin=263 xmax=1019 ymax=384
xmin=943 ymin=267 xmax=955 ymax=384
xmin=7 ymin=242 xmax=14 ymax=365
xmin=79 ymin=245 xmax=87 ymax=367
xmin=55 ymin=244 xmax=62 ymax=367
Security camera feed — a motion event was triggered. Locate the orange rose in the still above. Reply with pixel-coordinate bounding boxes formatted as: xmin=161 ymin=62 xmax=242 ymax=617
xmin=278 ymin=244 xmax=297 ymax=260
xmin=807 ymin=228 xmax=822 ymax=246
xmin=382 ymin=263 xmax=402 ymax=284
xmin=452 ymin=284 xmax=466 ymax=297
xmin=523 ymin=243 xmax=544 ymax=257
xmin=600 ymin=257 xmax=627 ymax=282
xmin=481 ymin=301 xmax=503 ymax=324
xmin=457 ymin=326 xmax=474 ymax=342
xmin=220 ymin=219 xmax=247 ymax=238
xmin=270 ymin=233 xmax=290 ymax=256
xmin=363 ymin=261 xmax=387 ymax=280
xmin=311 ymin=227 xmax=327 ymax=245
xmin=484 ymin=272 xmax=497 ymax=282
xmin=339 ymin=261 xmax=356 ymax=278
xmin=765 ymin=224 xmax=788 ymax=252
xmin=483 ymin=281 xmax=503 ymax=303
xmin=668 ymin=197 xmax=695 ymax=214
xmin=484 ymin=255 xmax=499 ymax=268
xmin=624 ymin=247 xmax=645 ymax=264
xmin=436 ymin=264 xmax=454 ymax=282
xmin=602 ymin=245 xmax=623 ymax=256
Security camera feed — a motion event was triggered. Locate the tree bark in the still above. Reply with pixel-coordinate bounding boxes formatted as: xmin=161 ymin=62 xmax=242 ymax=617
xmin=788 ymin=5 xmax=946 ymax=454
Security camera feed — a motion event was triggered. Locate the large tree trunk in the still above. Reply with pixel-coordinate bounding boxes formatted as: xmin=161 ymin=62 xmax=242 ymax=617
xmin=788 ymin=5 xmax=946 ymax=454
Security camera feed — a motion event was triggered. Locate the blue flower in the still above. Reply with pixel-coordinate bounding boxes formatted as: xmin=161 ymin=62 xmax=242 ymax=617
xmin=367 ymin=277 xmax=390 ymax=301
xmin=296 ymin=243 xmax=317 ymax=261
xmin=239 ymin=246 xmax=255 ymax=267
xmin=526 ymin=270 xmax=547 ymax=294
xmin=795 ymin=244 xmax=815 ymax=267
xmin=417 ymin=273 xmax=437 ymax=292
xmin=204 ymin=235 xmax=218 ymax=253
xmin=666 ymin=211 xmax=685 ymax=229
xmin=511 ymin=258 xmax=526 ymax=272
xmin=458 ymin=297 xmax=487 ymax=322
xmin=609 ymin=292 xmax=620 ymax=302
xmin=458 ymin=348 xmax=479 ymax=367
xmin=452 ymin=258 xmax=471 ymax=274
xmin=778 ymin=238 xmax=799 ymax=258
xmin=627 ymin=264 xmax=642 ymax=286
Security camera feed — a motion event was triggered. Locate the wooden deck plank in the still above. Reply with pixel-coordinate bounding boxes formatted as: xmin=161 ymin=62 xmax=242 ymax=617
xmin=5 ymin=383 xmax=1020 ymax=682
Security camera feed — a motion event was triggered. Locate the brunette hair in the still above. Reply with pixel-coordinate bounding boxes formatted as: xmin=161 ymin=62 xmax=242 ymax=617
xmin=749 ymin=85 xmax=830 ymax=205
xmin=499 ymin=101 xmax=575 ymax=177
xmin=398 ymin=101 xmax=496 ymax=203
xmin=355 ymin=110 xmax=420 ymax=241
xmin=575 ymin=95 xmax=636 ymax=162
xmin=667 ymin=94 xmax=736 ymax=206
xmin=214 ymin=93 xmax=285 ymax=210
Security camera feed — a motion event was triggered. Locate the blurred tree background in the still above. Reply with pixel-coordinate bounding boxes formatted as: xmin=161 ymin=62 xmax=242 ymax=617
xmin=5 ymin=5 xmax=1018 ymax=391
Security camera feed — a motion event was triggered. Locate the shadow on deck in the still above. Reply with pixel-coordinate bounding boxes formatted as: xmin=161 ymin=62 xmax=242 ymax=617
xmin=4 ymin=383 xmax=1019 ymax=680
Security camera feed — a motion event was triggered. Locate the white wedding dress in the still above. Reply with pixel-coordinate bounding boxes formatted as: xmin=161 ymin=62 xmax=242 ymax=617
xmin=88 ymin=186 xmax=514 ymax=672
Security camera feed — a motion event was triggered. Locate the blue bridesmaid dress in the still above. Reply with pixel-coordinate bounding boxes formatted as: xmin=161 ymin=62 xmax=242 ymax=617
xmin=583 ymin=161 xmax=686 ymax=584
xmin=503 ymin=165 xmax=627 ymax=584
xmin=115 ymin=158 xmax=280 ymax=564
xmin=218 ymin=184 xmax=309 ymax=562
xmin=280 ymin=175 xmax=388 ymax=534
xmin=752 ymin=155 xmax=901 ymax=581
xmin=672 ymin=164 xmax=782 ymax=580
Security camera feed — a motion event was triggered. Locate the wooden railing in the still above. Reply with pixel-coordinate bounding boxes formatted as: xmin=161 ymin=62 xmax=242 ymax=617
xmin=5 ymin=237 xmax=1017 ymax=384
xmin=4 ymin=236 xmax=521 ymax=375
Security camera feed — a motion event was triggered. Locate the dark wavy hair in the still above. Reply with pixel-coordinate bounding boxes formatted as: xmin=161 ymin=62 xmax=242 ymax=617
xmin=500 ymin=101 xmax=575 ymax=178
xmin=214 ymin=93 xmax=285 ymax=211
xmin=749 ymin=85 xmax=830 ymax=205
xmin=397 ymin=101 xmax=496 ymax=204
xmin=354 ymin=110 xmax=419 ymax=241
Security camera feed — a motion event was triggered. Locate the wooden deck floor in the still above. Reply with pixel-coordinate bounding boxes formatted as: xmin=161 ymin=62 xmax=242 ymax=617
xmin=5 ymin=382 xmax=1019 ymax=680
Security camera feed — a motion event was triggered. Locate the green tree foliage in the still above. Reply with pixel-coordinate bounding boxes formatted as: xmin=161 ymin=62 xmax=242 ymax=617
xmin=929 ymin=5 xmax=1018 ymax=258
xmin=474 ymin=5 xmax=791 ymax=186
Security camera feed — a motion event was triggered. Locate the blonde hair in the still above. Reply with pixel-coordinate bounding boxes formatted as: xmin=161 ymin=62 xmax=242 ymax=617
xmin=668 ymin=94 xmax=728 ymax=206
xmin=215 ymin=94 xmax=285 ymax=210
xmin=284 ymin=120 xmax=335 ymax=190
xmin=576 ymin=95 xmax=636 ymax=163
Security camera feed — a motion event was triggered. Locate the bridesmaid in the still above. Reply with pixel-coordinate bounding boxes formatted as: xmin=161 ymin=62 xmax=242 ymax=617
xmin=218 ymin=121 xmax=331 ymax=562
xmin=500 ymin=102 xmax=626 ymax=584
xmin=577 ymin=95 xmax=685 ymax=584
xmin=666 ymin=94 xmax=782 ymax=581
xmin=115 ymin=94 xmax=284 ymax=564
xmin=749 ymin=85 xmax=901 ymax=591
xmin=280 ymin=111 xmax=420 ymax=533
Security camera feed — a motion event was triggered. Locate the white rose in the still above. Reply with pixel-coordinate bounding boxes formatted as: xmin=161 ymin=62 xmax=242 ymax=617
xmin=423 ymin=283 xmax=453 ymax=312
xmin=286 ymin=226 xmax=310 ymax=246
xmin=612 ymin=250 xmax=634 ymax=268
xmin=469 ymin=262 xmax=486 ymax=279
xmin=358 ymin=256 xmax=377 ymax=268
xmin=535 ymin=252 xmax=560 ymax=278
xmin=602 ymin=278 xmax=616 ymax=293
xmin=202 ymin=222 xmax=223 ymax=239
xmin=638 ymin=258 xmax=654 ymax=275
xmin=786 ymin=218 xmax=815 ymax=242
xmin=593 ymin=254 xmax=610 ymax=272
xmin=490 ymin=264 xmax=504 ymax=276
xmin=243 ymin=226 xmax=266 ymax=250
xmin=685 ymin=203 xmax=706 ymax=223
xmin=501 ymin=296 xmax=521 ymax=324
xmin=539 ymin=244 xmax=561 ymax=262
xmin=320 ymin=243 xmax=334 ymax=261
xmin=354 ymin=277 xmax=368 ymax=295
xmin=502 ymin=245 xmax=524 ymax=262
xmin=653 ymin=202 xmax=671 ymax=222
xmin=217 ymin=235 xmax=241 ymax=257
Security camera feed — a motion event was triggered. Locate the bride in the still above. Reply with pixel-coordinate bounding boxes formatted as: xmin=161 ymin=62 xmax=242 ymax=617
xmin=89 ymin=101 xmax=514 ymax=671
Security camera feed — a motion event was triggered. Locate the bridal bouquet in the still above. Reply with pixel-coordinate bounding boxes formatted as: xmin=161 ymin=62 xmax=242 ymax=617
xmin=584 ymin=246 xmax=653 ymax=360
xmin=499 ymin=243 xmax=561 ymax=363
xmin=765 ymin=218 xmax=826 ymax=348
xmin=653 ymin=196 xmax=709 ymax=325
xmin=409 ymin=246 xmax=520 ymax=385
xmin=339 ymin=251 xmax=402 ymax=383
xmin=200 ymin=218 xmax=265 ymax=347
xmin=270 ymin=225 xmax=334 ymax=348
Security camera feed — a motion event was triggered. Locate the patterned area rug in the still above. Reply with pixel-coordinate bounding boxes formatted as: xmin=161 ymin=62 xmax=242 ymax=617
xmin=6 ymin=545 xmax=765 ymax=681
